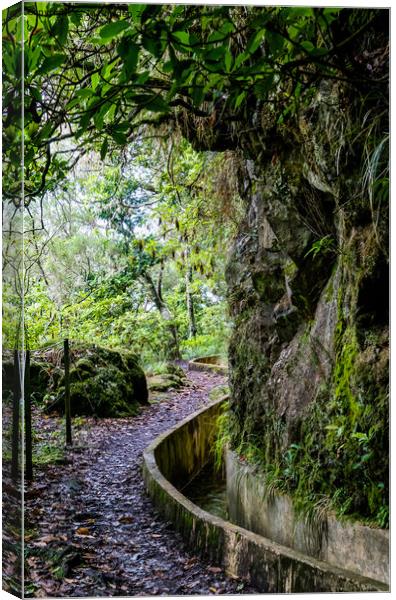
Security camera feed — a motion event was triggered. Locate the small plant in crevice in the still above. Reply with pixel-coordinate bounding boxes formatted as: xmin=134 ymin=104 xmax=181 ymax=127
xmin=304 ymin=235 xmax=336 ymax=260
xmin=209 ymin=384 xmax=230 ymax=402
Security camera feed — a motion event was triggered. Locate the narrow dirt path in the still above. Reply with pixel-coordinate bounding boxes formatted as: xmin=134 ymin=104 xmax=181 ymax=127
xmin=25 ymin=369 xmax=257 ymax=597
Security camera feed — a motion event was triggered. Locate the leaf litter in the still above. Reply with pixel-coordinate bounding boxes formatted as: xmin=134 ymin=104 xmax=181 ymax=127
xmin=24 ymin=368 xmax=257 ymax=597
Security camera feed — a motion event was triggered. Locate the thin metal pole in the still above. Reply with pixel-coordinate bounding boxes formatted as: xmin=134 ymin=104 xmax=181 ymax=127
xmin=11 ymin=349 xmax=20 ymax=481
xmin=64 ymin=339 xmax=72 ymax=445
xmin=24 ymin=350 xmax=33 ymax=481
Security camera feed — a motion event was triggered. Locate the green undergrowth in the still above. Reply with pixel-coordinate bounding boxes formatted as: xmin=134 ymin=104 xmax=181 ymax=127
xmin=209 ymin=384 xmax=229 ymax=402
xmin=32 ymin=416 xmax=88 ymax=465
xmin=144 ymin=361 xmax=174 ymax=377
xmin=24 ymin=542 xmax=82 ymax=588
xmin=33 ymin=443 xmax=65 ymax=466
xmin=181 ymin=333 xmax=228 ymax=360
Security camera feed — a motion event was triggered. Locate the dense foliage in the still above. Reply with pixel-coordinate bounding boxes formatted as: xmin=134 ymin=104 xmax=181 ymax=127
xmin=20 ymin=137 xmax=241 ymax=363
xmin=3 ymin=4 xmax=386 ymax=199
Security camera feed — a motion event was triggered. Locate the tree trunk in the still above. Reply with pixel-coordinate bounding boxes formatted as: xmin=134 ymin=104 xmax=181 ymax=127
xmin=63 ymin=339 xmax=72 ymax=445
xmin=143 ymin=272 xmax=181 ymax=360
xmin=185 ymin=248 xmax=197 ymax=338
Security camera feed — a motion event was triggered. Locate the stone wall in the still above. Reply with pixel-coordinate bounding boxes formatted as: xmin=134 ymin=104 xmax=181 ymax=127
xmin=188 ymin=355 xmax=228 ymax=375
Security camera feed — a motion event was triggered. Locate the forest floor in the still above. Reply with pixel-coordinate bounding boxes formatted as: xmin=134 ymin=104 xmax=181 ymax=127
xmin=22 ymin=367 xmax=258 ymax=597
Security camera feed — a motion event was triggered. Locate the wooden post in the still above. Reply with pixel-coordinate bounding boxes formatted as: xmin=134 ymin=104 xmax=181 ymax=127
xmin=64 ymin=339 xmax=72 ymax=445
xmin=11 ymin=350 xmax=20 ymax=481
xmin=24 ymin=350 xmax=33 ymax=481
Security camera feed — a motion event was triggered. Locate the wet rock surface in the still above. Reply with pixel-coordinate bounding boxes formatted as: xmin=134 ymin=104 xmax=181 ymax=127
xmin=222 ymin=60 xmax=388 ymax=522
xmin=25 ymin=369 xmax=257 ymax=597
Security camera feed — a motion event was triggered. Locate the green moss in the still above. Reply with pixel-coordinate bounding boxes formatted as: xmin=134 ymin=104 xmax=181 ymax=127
xmin=43 ymin=343 xmax=148 ymax=417
xmin=225 ymin=313 xmax=388 ymax=527
xmin=213 ymin=402 xmax=231 ymax=472
xmin=209 ymin=384 xmax=229 ymax=402
xmin=147 ymin=373 xmax=185 ymax=392
xmin=332 ymin=326 xmax=360 ymax=419
xmin=284 ymin=259 xmax=298 ymax=280
xmin=74 ymin=357 xmax=95 ymax=373
xmin=251 ymin=270 xmax=284 ymax=302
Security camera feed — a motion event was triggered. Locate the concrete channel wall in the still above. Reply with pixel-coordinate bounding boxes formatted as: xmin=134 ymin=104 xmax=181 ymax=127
xmin=188 ymin=355 xmax=228 ymax=375
xmin=142 ymin=398 xmax=389 ymax=592
xmin=226 ymin=449 xmax=389 ymax=586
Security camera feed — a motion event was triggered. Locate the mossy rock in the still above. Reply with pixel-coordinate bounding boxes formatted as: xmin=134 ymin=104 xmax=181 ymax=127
xmin=2 ymin=355 xmax=15 ymax=393
xmin=2 ymin=356 xmax=52 ymax=396
xmin=164 ymin=362 xmax=186 ymax=379
xmin=146 ymin=361 xmax=187 ymax=394
xmin=147 ymin=373 xmax=185 ymax=392
xmin=41 ymin=343 xmax=148 ymax=417
xmin=75 ymin=357 xmax=95 ymax=374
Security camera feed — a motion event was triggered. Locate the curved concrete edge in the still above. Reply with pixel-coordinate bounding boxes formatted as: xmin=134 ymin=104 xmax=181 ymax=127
xmin=188 ymin=356 xmax=228 ymax=375
xmin=226 ymin=448 xmax=389 ymax=585
xmin=142 ymin=399 xmax=388 ymax=593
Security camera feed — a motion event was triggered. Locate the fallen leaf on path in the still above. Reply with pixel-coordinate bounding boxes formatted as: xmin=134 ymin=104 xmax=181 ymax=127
xmin=40 ymin=534 xmax=67 ymax=543
xmin=32 ymin=541 xmax=49 ymax=548
xmin=119 ymin=516 xmax=134 ymax=524
xmin=187 ymin=580 xmax=201 ymax=588
xmin=97 ymin=564 xmax=113 ymax=572
xmin=75 ymin=527 xmax=90 ymax=536
xmin=207 ymin=566 xmax=222 ymax=573
xmin=27 ymin=557 xmax=40 ymax=567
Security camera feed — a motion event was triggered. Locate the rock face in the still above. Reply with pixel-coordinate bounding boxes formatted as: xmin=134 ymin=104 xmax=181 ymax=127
xmin=41 ymin=344 xmax=149 ymax=417
xmin=224 ymin=73 xmax=388 ymax=522
xmin=183 ymin=16 xmax=389 ymax=524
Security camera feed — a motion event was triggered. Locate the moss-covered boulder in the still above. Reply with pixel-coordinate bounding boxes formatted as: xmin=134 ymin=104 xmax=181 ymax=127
xmin=30 ymin=361 xmax=54 ymax=397
xmin=148 ymin=374 xmax=185 ymax=392
xmin=146 ymin=362 xmax=187 ymax=395
xmin=2 ymin=354 xmax=55 ymax=400
xmin=42 ymin=344 xmax=148 ymax=417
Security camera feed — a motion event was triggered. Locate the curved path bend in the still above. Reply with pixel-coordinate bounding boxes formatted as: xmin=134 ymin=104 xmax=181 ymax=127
xmin=25 ymin=368 xmax=258 ymax=597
